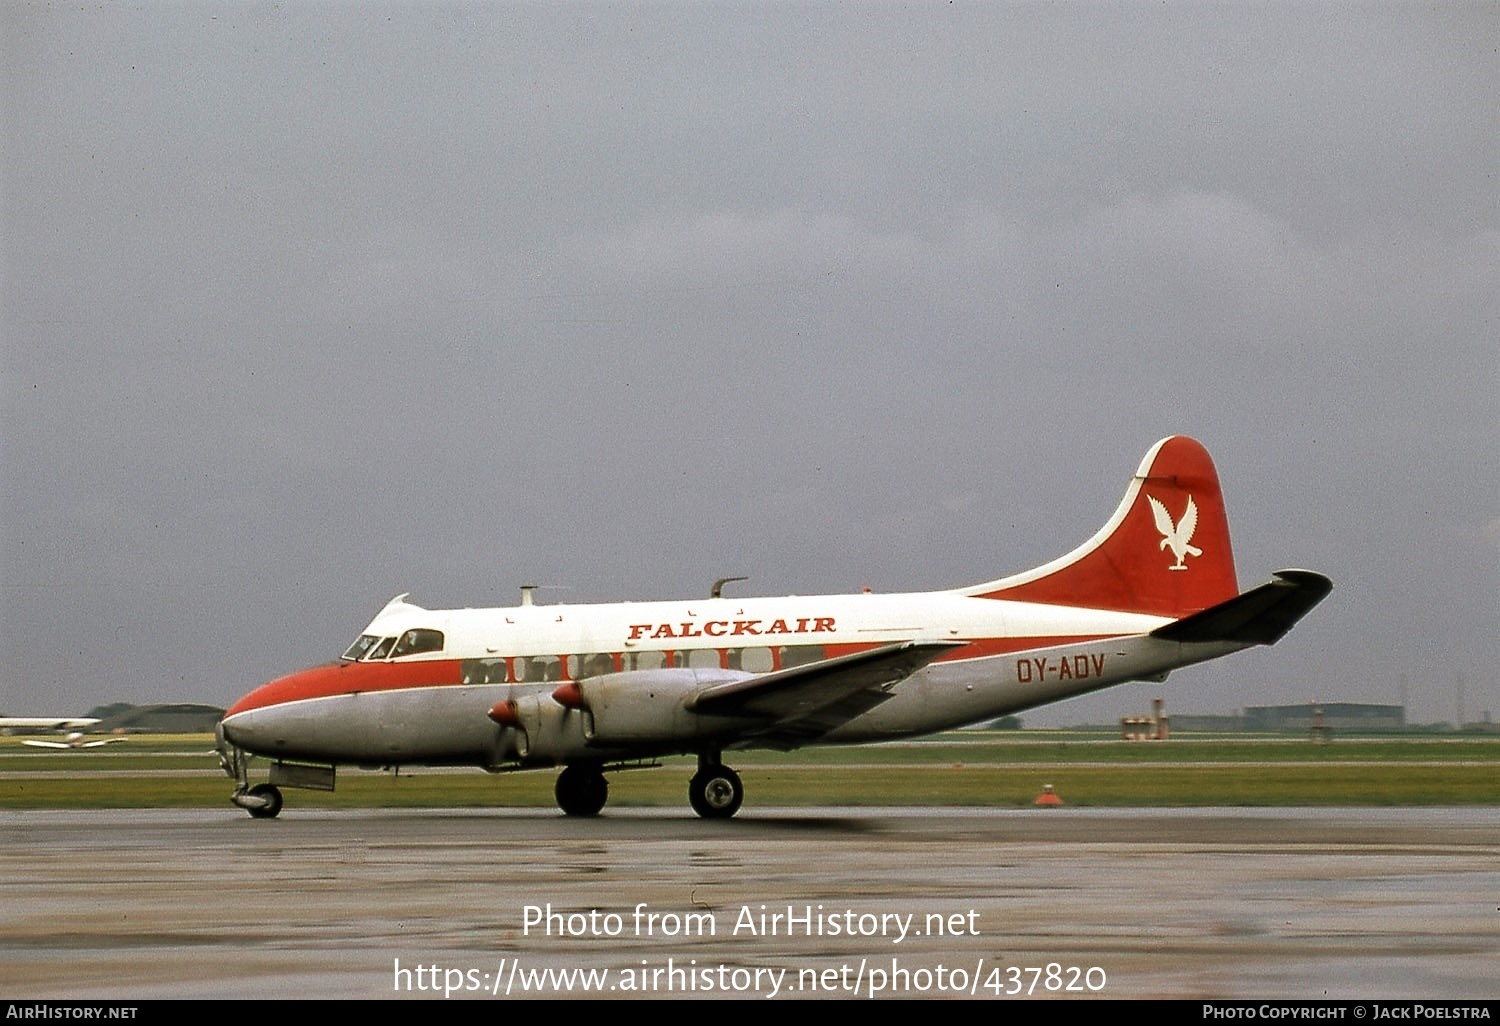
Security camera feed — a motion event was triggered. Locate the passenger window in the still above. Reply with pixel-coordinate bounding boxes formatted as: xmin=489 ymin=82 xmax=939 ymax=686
xmin=779 ymin=645 xmax=826 ymax=669
xmin=623 ymin=650 xmax=667 ymax=672
xmin=461 ymin=658 xmax=507 ymax=684
xmin=727 ymin=647 xmax=774 ymax=673
xmin=516 ymin=655 xmax=563 ymax=682
xmin=686 ymin=648 xmax=721 ymax=670
xmin=574 ymin=653 xmax=616 ymax=679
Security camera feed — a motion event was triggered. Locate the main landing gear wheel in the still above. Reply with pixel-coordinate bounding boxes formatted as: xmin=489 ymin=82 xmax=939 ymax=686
xmin=688 ymin=765 xmax=743 ymax=819
xmin=245 ymin=783 xmax=283 ymax=819
xmin=555 ymin=764 xmax=608 ymax=817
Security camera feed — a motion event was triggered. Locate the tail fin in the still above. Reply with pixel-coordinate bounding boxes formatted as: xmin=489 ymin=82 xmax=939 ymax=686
xmin=968 ymin=436 xmax=1240 ymax=618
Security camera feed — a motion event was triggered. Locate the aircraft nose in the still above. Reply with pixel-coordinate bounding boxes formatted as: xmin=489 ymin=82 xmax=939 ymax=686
xmin=215 ymin=719 xmax=239 ymax=778
xmin=220 ymin=662 xmax=365 ymax=761
xmin=219 ymin=694 xmax=293 ymax=754
xmin=219 ymin=674 xmax=297 ymax=754
xmin=218 ymin=709 xmax=253 ymax=753
xmin=217 ymin=716 xmax=244 ymax=752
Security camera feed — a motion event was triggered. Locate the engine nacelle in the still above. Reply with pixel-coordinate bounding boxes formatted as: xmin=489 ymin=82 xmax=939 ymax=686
xmin=573 ymin=668 xmax=755 ymax=744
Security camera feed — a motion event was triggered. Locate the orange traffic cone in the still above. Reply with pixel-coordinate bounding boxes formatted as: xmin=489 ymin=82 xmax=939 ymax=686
xmin=1034 ymin=784 xmax=1063 ymax=807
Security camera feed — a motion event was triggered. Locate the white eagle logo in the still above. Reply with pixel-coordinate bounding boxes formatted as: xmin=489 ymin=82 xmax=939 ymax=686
xmin=1148 ymin=495 xmax=1202 ymax=571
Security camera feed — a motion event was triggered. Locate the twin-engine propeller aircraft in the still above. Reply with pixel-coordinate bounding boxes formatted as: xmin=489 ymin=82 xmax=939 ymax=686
xmin=0 ymin=718 xmax=122 ymax=749
xmin=217 ymin=436 xmax=1331 ymax=819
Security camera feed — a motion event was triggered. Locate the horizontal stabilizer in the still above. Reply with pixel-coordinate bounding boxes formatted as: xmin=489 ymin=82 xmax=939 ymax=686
xmin=1150 ymin=569 xmax=1332 ymax=646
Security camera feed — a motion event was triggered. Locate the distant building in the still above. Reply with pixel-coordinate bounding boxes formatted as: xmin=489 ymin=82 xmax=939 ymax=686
xmin=1142 ymin=701 xmax=1408 ymax=733
xmin=1121 ymin=697 xmax=1169 ymax=739
xmin=1242 ymin=702 xmax=1404 ymax=732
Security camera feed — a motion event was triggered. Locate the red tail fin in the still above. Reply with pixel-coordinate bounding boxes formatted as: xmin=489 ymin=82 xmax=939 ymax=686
xmin=971 ymin=436 xmax=1239 ymax=618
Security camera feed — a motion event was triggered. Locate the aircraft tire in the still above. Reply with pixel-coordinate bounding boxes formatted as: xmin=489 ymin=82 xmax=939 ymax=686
xmin=555 ymin=764 xmax=608 ymax=817
xmin=688 ymin=765 xmax=743 ymax=819
xmin=246 ymin=783 xmax=283 ymax=819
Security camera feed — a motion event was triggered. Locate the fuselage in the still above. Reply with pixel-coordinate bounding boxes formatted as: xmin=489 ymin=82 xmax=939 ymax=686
xmin=220 ymin=587 xmax=1234 ymax=769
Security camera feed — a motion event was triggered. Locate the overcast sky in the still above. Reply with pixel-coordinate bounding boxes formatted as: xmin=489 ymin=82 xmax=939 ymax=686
xmin=3 ymin=3 xmax=1495 ymax=729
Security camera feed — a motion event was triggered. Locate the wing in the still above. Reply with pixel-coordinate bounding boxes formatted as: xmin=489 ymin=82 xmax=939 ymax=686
xmin=20 ymin=740 xmax=70 ymax=749
xmin=689 ymin=639 xmax=964 ymax=750
xmin=1177 ymin=496 xmax=1199 ymax=545
xmin=1148 ymin=495 xmax=1176 ymax=539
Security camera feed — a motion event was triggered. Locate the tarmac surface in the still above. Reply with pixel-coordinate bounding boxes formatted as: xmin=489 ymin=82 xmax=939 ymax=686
xmin=1 ymin=806 xmax=1496 ymax=1000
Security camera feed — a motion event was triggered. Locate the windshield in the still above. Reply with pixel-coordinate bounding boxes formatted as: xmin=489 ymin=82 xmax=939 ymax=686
xmin=342 ymin=634 xmax=379 ymax=661
xmin=341 ymin=629 xmax=444 ymax=661
xmin=392 ymin=628 xmax=444 ymax=658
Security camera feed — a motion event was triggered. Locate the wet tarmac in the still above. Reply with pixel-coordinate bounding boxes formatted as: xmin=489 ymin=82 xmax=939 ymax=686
xmin=1 ymin=807 xmax=1496 ymax=999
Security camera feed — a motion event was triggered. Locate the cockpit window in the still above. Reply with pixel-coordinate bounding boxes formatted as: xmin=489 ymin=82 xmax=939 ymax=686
xmin=342 ymin=630 xmax=443 ymax=661
xmin=392 ymin=628 xmax=444 ymax=658
xmin=342 ymin=634 xmax=380 ymax=661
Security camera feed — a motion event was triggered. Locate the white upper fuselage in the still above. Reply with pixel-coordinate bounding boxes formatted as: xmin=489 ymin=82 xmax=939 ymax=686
xmin=367 ymin=587 xmax=1167 ymax=664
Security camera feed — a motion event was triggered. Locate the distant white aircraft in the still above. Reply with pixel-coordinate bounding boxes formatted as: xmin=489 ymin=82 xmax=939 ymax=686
xmin=219 ymin=436 xmax=1332 ymax=819
xmin=1 ymin=717 xmax=124 ymax=749
xmin=0 ymin=717 xmax=101 ymax=730
xmin=20 ymin=731 xmax=126 ymax=750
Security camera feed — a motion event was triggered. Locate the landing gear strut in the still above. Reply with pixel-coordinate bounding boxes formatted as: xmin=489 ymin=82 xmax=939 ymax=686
xmin=688 ymin=756 xmax=743 ymax=819
xmin=555 ymin=763 xmax=608 ymax=817
xmin=218 ymin=724 xmax=286 ymax=819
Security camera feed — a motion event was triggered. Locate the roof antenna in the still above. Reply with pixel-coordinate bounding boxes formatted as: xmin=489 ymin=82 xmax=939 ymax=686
xmin=711 ymin=576 xmax=748 ymax=599
xmin=520 ymin=584 xmax=537 ymax=606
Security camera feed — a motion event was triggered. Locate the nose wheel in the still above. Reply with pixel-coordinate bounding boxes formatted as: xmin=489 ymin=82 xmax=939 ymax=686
xmin=220 ymin=731 xmax=286 ymax=819
xmin=230 ymin=781 xmax=284 ymax=818
xmin=688 ymin=763 xmax=743 ymax=819
xmin=241 ymin=783 xmax=283 ymax=819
